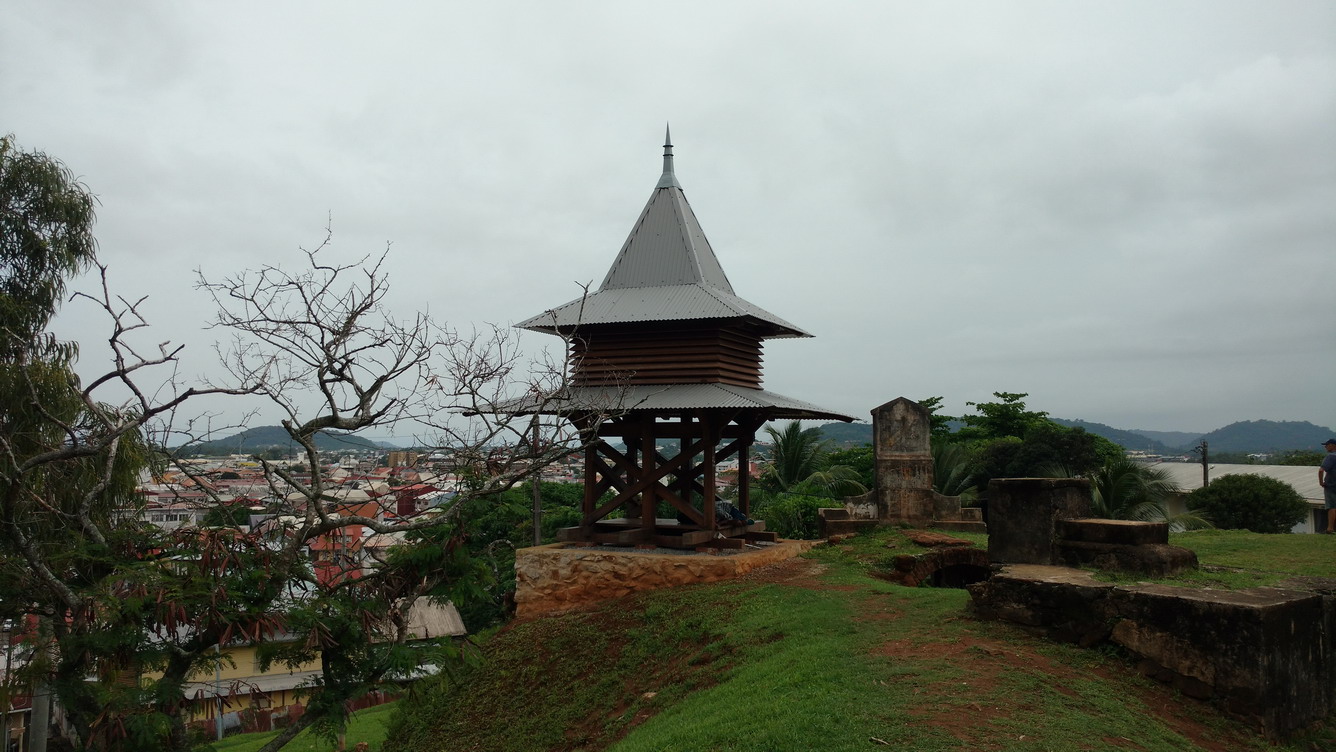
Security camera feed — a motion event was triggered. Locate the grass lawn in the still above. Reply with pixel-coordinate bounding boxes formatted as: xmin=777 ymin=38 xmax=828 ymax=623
xmin=385 ymin=526 xmax=1335 ymax=751
xmin=211 ymin=701 xmax=397 ymax=752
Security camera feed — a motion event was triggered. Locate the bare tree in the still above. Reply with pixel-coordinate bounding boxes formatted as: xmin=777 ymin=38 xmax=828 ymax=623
xmin=182 ymin=236 xmax=611 ymax=751
xmin=4 ymin=220 xmax=613 ymax=750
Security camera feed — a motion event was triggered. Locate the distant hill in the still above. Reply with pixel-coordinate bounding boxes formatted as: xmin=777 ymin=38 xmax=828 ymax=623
xmin=811 ymin=422 xmax=873 ymax=447
xmin=811 ymin=417 xmax=1335 ymax=454
xmin=178 ymin=425 xmax=391 ymax=456
xmin=1193 ymin=420 xmax=1335 ymax=453
xmin=1051 ymin=418 xmax=1170 ymax=453
xmin=1127 ymin=429 xmax=1203 ymax=450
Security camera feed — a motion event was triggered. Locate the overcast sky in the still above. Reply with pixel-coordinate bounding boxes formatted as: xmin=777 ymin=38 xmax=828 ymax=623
xmin=4 ymin=1 xmax=1334 ymax=437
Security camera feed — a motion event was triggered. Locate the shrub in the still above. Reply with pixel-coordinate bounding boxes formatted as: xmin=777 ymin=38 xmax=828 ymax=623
xmin=1187 ymin=474 xmax=1308 ymax=534
xmin=753 ymin=493 xmax=840 ymax=539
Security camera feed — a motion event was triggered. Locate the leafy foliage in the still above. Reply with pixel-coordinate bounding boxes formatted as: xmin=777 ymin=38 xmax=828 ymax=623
xmin=752 ymin=493 xmax=843 ymax=539
xmin=1187 ymin=474 xmax=1309 ymax=534
xmin=1087 ymin=458 xmax=1210 ymax=530
xmin=956 ymin=391 xmax=1049 ymax=442
xmin=754 ymin=422 xmax=866 ymax=538
xmin=929 ymin=438 xmax=976 ymax=502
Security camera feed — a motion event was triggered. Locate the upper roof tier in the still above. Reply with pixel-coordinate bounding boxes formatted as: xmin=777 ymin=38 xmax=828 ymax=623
xmin=517 ymin=130 xmax=810 ymax=339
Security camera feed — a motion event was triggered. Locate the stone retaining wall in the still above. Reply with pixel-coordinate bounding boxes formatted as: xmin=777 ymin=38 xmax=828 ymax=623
xmin=968 ymin=564 xmax=1336 ymax=737
xmin=514 ymin=540 xmax=820 ymax=619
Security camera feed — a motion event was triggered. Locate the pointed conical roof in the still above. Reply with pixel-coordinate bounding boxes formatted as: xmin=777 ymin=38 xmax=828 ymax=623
xmin=518 ymin=131 xmax=809 ymax=338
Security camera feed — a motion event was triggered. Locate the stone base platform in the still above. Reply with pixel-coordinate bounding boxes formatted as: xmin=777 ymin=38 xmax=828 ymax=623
xmin=514 ymin=539 xmax=821 ymax=619
xmin=968 ymin=564 xmax=1336 ymax=737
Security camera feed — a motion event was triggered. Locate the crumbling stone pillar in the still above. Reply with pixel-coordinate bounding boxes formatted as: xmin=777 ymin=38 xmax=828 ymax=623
xmin=844 ymin=397 xmax=936 ymax=525
xmin=987 ymin=477 xmax=1091 ymax=564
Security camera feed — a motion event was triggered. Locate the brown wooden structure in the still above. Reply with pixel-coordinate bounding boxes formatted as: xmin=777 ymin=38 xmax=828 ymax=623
xmin=516 ymin=130 xmax=851 ymax=548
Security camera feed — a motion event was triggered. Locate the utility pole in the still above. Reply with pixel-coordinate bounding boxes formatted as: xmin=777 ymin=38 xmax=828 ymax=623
xmin=1192 ymin=440 xmax=1210 ymax=487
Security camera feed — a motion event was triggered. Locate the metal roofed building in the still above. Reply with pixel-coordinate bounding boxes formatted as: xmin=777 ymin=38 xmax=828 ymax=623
xmin=516 ymin=129 xmax=852 ymax=549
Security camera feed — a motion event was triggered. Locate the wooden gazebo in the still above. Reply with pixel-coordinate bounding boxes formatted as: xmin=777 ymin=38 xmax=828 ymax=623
xmin=517 ymin=130 xmax=852 ymax=548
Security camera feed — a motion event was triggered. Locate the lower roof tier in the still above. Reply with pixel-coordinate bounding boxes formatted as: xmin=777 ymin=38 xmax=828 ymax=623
xmin=501 ymin=382 xmax=854 ymax=422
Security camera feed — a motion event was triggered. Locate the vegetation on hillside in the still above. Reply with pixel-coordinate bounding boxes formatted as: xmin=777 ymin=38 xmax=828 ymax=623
xmin=385 ymin=527 xmax=1336 ymax=752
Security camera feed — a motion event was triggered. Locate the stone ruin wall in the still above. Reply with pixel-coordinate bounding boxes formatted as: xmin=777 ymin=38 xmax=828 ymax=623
xmin=969 ymin=477 xmax=1336 ymax=738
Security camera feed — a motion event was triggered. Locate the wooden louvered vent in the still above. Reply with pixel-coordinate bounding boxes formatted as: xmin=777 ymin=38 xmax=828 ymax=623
xmin=570 ymin=323 xmax=764 ymax=388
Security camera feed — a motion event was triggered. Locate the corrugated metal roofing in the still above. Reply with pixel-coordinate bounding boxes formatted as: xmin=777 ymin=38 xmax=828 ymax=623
xmin=518 ymin=136 xmax=808 ymax=338
xmin=517 ymin=283 xmax=809 ymax=336
xmin=501 ymin=383 xmax=855 ymax=421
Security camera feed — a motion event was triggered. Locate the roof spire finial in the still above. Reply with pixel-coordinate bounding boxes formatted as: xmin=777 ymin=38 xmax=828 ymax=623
xmin=656 ymin=123 xmax=680 ymax=189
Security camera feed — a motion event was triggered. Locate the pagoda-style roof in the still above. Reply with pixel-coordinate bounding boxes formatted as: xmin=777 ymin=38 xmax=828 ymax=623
xmin=511 ymin=130 xmax=853 ymax=423
xmin=502 ymin=383 xmax=852 ymax=422
xmin=517 ymin=128 xmax=808 ymax=339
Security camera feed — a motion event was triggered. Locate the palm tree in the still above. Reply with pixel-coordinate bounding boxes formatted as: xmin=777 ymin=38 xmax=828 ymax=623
xmin=1088 ymin=458 xmax=1211 ymax=531
xmin=931 ymin=438 xmax=978 ymax=503
xmin=758 ymin=422 xmax=866 ymax=499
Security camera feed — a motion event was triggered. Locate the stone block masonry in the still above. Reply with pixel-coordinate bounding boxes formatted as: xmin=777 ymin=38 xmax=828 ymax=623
xmin=968 ymin=566 xmax=1335 ymax=737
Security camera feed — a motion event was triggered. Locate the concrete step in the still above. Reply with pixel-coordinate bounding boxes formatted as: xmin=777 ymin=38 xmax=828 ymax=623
xmin=1058 ymin=519 xmax=1168 ymax=546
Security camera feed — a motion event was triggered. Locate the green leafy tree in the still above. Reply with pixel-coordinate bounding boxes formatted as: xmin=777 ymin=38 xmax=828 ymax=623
xmin=973 ymin=423 xmax=1120 ymax=491
xmin=825 ymin=445 xmax=873 ymax=489
xmin=956 ymin=391 xmax=1049 ymax=442
xmin=1187 ymin=474 xmax=1308 ymax=534
xmin=0 ymin=134 xmax=98 ymax=352
xmin=918 ymin=396 xmax=955 ymax=438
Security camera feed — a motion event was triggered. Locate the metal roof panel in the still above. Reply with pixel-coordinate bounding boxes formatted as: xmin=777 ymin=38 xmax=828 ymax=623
xmin=516 ymin=284 xmax=810 ymax=337
xmin=500 ymin=383 xmax=854 ymax=421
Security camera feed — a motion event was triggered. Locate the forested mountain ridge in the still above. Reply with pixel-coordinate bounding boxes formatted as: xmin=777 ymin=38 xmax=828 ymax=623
xmin=810 ymin=416 xmax=1335 ymax=454
xmin=174 ymin=425 xmax=391 ymax=456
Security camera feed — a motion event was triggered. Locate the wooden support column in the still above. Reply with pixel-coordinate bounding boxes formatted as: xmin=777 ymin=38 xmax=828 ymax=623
xmin=582 ymin=442 xmax=598 ymax=536
xmin=640 ymin=420 xmax=657 ymax=542
xmin=738 ymin=434 xmax=752 ymax=516
xmin=702 ymin=415 xmax=718 ymax=531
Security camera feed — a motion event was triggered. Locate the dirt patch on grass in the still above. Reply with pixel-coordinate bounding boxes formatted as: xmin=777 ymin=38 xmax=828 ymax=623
xmin=742 ymin=552 xmax=1265 ymax=752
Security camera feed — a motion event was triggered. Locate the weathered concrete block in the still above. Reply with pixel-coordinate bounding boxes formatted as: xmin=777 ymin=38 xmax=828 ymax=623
xmin=968 ymin=564 xmax=1335 ymax=738
xmin=1059 ymin=519 xmax=1168 ymax=546
xmin=1057 ymin=541 xmax=1198 ymax=576
xmin=1109 ymin=584 xmax=1328 ymax=736
xmin=966 ymin=564 xmax=1116 ymax=645
xmin=987 ymin=478 xmax=1092 ymax=565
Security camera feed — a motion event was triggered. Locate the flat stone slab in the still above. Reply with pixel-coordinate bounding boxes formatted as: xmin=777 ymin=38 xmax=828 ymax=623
xmin=995 ymin=564 xmax=1115 ymax=587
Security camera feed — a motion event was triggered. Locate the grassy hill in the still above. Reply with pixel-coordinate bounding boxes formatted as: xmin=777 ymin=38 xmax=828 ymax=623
xmin=382 ymin=529 xmax=1336 ymax=752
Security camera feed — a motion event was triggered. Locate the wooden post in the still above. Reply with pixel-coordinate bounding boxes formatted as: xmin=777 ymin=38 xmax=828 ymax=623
xmin=581 ymin=442 xmax=598 ymax=537
xmin=739 ymin=433 xmax=752 ymax=517
xmin=702 ymin=416 xmax=717 ymax=532
xmin=640 ymin=420 xmax=657 ymax=542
